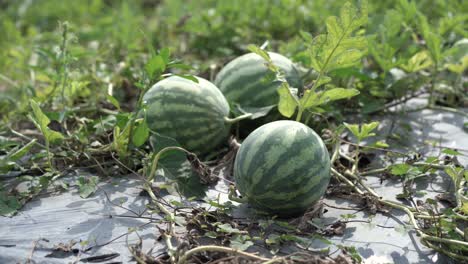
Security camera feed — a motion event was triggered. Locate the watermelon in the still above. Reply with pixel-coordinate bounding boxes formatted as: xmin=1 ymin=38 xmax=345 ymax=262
xmin=142 ymin=76 xmax=230 ymax=155
xmin=233 ymin=120 xmax=331 ymax=216
xmin=214 ymin=52 xmax=303 ymax=109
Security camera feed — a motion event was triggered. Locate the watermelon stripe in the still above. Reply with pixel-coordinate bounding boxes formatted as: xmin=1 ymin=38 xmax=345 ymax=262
xmin=252 ymin=146 xmax=330 ymax=196
xmin=246 ymin=133 xmax=300 ymax=192
xmin=215 ymin=54 xmax=264 ymax=87
xmin=177 ymin=123 xmax=225 ymax=140
xmin=142 ymin=76 xmax=230 ymax=155
xmin=234 ymin=125 xmax=285 ymax=191
xmin=248 ymin=146 xmax=321 ymax=195
xmin=246 ymin=82 xmax=282 ymax=108
xmin=215 ymin=52 xmax=303 ymax=109
xmin=148 ymin=105 xmax=222 ymax=121
xmin=222 ymin=75 xmax=265 ymax=102
xmin=254 ymin=163 xmax=328 ymax=201
xmin=145 ymin=95 xmax=227 ymax=117
xmin=144 ymin=80 xmax=229 ymax=115
xmin=233 ymin=120 xmax=331 ymax=216
xmin=217 ymin=63 xmax=266 ymax=91
xmin=257 ymin=170 xmax=330 ymax=210
xmin=184 ymin=127 xmax=227 ymax=151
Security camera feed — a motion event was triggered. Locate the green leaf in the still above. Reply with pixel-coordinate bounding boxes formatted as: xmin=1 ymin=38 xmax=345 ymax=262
xmin=0 ymin=191 xmax=21 ymax=216
xmin=113 ymin=124 xmax=131 ymax=157
xmin=173 ymin=74 xmax=199 ymax=83
xmin=277 ymin=83 xmax=299 ymax=118
xmin=344 ymin=121 xmax=379 ymax=142
xmin=236 ymin=105 xmax=276 ymax=120
xmin=29 ymin=99 xmax=64 ymax=144
xmin=77 ymin=176 xmax=99 ymax=198
xmin=216 ymin=223 xmax=241 ymax=234
xmin=7 ymin=139 xmax=36 ymax=162
xmin=167 ymin=62 xmax=193 ymax=70
xmin=145 ymin=55 xmax=166 ymax=78
xmin=400 ymin=50 xmax=433 ymax=73
xmin=344 ymin=123 xmax=360 ymax=139
xmin=265 ymin=234 xmax=282 ymax=245
xmin=314 ymin=76 xmax=332 ymax=88
xmin=445 ymin=56 xmax=468 ymax=74
xmin=159 ymin=47 xmax=171 ymax=64
xmin=445 ymin=166 xmax=463 ymax=189
xmin=425 ymin=156 xmax=439 ymax=163
xmin=247 ymin=44 xmax=271 ymax=62
xmin=361 ymin=121 xmax=380 ymax=138
xmin=417 ymin=13 xmax=442 ymax=64
xmin=149 ymin=134 xmax=207 ymax=198
xmin=301 ymin=87 xmax=355 ymax=110
xmin=150 ymin=133 xmax=186 ymax=165
xmin=309 ymin=1 xmax=368 ymax=73
xmin=391 ymin=164 xmax=411 ymax=176
xmin=132 ymin=118 xmax=149 ymax=147
xmin=319 ymin=88 xmax=360 ymax=104
xmin=373 ymin=140 xmax=389 ymax=148
xmin=106 ymin=94 xmax=121 ymax=111
xmin=442 ymin=149 xmax=462 ymax=156
xmin=230 ymin=235 xmax=253 ymax=251
xmin=461 ymin=203 xmax=468 ymax=215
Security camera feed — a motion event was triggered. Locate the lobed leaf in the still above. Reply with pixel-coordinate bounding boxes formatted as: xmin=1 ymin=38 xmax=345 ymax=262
xmin=29 ymin=99 xmax=65 ymax=144
xmin=277 ymin=83 xmax=299 ymax=118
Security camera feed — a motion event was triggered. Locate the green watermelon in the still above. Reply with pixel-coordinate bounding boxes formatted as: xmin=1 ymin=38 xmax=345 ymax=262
xmin=233 ymin=120 xmax=331 ymax=216
xmin=214 ymin=52 xmax=302 ymax=108
xmin=142 ymin=76 xmax=230 ymax=155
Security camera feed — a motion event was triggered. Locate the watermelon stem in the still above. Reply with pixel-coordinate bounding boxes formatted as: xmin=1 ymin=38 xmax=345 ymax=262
xmin=178 ymin=245 xmax=271 ymax=264
xmin=228 ymin=186 xmax=248 ymax=203
xmin=224 ymin=113 xmax=253 ymax=124
xmin=147 ymin=146 xmax=190 ymax=183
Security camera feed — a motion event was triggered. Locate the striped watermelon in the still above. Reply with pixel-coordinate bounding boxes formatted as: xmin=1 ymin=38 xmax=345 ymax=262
xmin=214 ymin=52 xmax=302 ymax=108
xmin=234 ymin=120 xmax=331 ymax=216
xmin=142 ymin=76 xmax=230 ymax=155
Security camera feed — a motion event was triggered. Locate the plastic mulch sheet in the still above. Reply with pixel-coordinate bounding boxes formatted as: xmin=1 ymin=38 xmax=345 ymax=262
xmin=1 ymin=104 xmax=467 ymax=264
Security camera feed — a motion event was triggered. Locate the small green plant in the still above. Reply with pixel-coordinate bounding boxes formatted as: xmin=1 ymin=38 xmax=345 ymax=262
xmin=249 ymin=1 xmax=367 ymax=122
xmin=28 ymin=99 xmax=64 ymax=171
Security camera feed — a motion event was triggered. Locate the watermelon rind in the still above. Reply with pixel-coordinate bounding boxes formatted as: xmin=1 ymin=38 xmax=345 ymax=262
xmin=233 ymin=120 xmax=331 ymax=216
xmin=142 ymin=76 xmax=230 ymax=155
xmin=214 ymin=52 xmax=303 ymax=109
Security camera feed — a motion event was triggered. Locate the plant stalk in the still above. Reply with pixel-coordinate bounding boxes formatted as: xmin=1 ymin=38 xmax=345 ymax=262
xmin=224 ymin=113 xmax=253 ymax=124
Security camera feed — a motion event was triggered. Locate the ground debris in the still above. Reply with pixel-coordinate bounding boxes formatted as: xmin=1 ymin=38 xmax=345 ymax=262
xmin=187 ymin=153 xmax=218 ymax=185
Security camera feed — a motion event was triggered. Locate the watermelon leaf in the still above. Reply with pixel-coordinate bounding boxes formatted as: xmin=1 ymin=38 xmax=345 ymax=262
xmin=400 ymin=50 xmax=433 ymax=73
xmin=145 ymin=55 xmax=166 ymax=79
xmin=0 ymin=190 xmax=21 ymax=217
xmin=159 ymin=47 xmax=171 ymax=64
xmin=230 ymin=235 xmax=253 ymax=251
xmin=106 ymin=94 xmax=121 ymax=111
xmin=29 ymin=99 xmax=65 ymax=144
xmin=309 ymin=1 xmax=368 ymax=73
xmin=295 ymin=1 xmax=366 ymax=120
xmin=277 ymin=83 xmax=299 ymax=118
xmin=149 ymin=134 xmax=207 ymax=198
xmin=77 ymin=176 xmax=99 ymax=198
xmin=301 ymin=88 xmax=359 ymax=110
xmin=132 ymin=118 xmax=149 ymax=147
xmin=390 ymin=164 xmax=411 ymax=176
xmin=247 ymin=45 xmax=272 ymax=66
xmin=173 ymin=74 xmax=199 ymax=83
xmin=7 ymin=139 xmax=36 ymax=162
xmin=344 ymin=121 xmax=379 ymax=142
xmin=235 ymin=104 xmax=276 ymax=119
xmin=417 ymin=13 xmax=442 ymax=64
